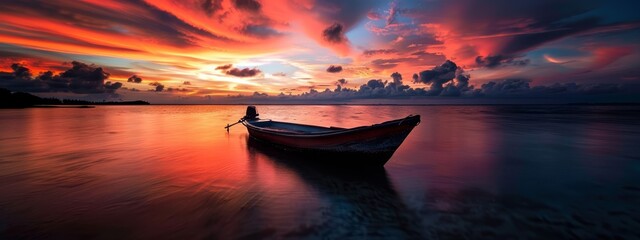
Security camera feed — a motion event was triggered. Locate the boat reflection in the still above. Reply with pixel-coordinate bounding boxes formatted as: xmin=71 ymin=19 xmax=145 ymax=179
xmin=245 ymin=138 xmax=425 ymax=238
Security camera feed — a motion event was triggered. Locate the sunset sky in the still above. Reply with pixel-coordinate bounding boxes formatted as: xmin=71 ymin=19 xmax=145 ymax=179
xmin=1 ymin=0 xmax=639 ymax=103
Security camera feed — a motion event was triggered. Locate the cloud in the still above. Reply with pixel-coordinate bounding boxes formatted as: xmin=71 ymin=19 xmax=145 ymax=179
xmin=589 ymin=46 xmax=633 ymax=70
xmin=495 ymin=17 xmax=601 ymax=56
xmin=478 ymin=79 xmax=623 ymax=97
xmin=364 ymin=79 xmax=385 ymax=89
xmin=104 ymin=81 xmax=123 ymax=93
xmin=62 ymin=61 xmax=111 ymax=94
xmin=475 ymin=55 xmax=530 ymax=68
xmin=370 ymin=58 xmax=403 ymax=69
xmin=127 ymin=75 xmax=142 ymax=83
xmin=369 ymin=53 xmax=447 ymax=71
xmin=221 ymin=59 xmax=636 ymax=102
xmin=411 ymin=60 xmax=474 ymax=96
xmin=166 ymin=87 xmax=189 ymax=92
xmin=183 ymin=81 xmax=191 ymax=85
xmin=252 ymin=91 xmax=268 ymax=97
xmin=0 ymin=1 xmax=230 ymax=54
xmin=233 ymin=0 xmax=261 ymax=12
xmin=323 ymin=23 xmax=346 ymax=43
xmin=10 ymin=63 xmax=31 ymax=79
xmin=326 ymin=65 xmax=343 ymax=73
xmin=363 ymin=49 xmax=397 ymax=56
xmin=226 ymin=67 xmax=261 ymax=77
xmin=390 ymin=72 xmax=402 ymax=84
xmin=215 ymin=64 xmax=233 ymax=70
xmin=0 ymin=61 xmax=122 ymax=94
xmin=374 ymin=53 xmax=445 ymax=67
xmin=386 ymin=1 xmax=399 ymax=26
xmin=265 ymin=78 xmax=630 ymax=101
xmin=479 ymin=79 xmax=530 ymax=96
xmin=367 ymin=11 xmax=382 ymax=20
xmin=414 ymin=60 xmax=459 ymax=85
xmin=242 ymin=24 xmax=282 ymax=38
xmin=202 ymin=0 xmax=223 ymax=16
xmin=391 ymin=0 xmax=640 ymax=68
xmin=149 ymin=82 xmax=165 ymax=92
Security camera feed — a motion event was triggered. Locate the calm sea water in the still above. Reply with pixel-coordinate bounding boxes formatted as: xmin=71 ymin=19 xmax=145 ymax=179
xmin=1 ymin=105 xmax=639 ymax=239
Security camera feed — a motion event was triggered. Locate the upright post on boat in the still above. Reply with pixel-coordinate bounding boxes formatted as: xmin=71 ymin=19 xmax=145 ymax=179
xmin=224 ymin=106 xmax=259 ymax=131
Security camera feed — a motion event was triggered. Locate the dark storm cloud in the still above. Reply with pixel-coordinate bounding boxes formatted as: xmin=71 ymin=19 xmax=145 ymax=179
xmin=233 ymin=0 xmax=261 ymax=12
xmin=226 ymin=67 xmax=261 ymax=77
xmin=412 ymin=60 xmax=474 ymax=96
xmin=414 ymin=60 xmax=458 ymax=85
xmin=215 ymin=64 xmax=233 ymax=70
xmin=475 ymin=55 xmax=530 ymax=68
xmin=10 ymin=63 xmax=32 ymax=79
xmin=322 ymin=23 xmax=346 ymax=43
xmin=61 ymin=61 xmax=111 ymax=94
xmin=336 ymin=79 xmax=348 ymax=85
xmin=0 ymin=61 xmax=123 ymax=94
xmin=326 ymin=65 xmax=343 ymax=73
xmin=127 ymin=75 xmax=143 ymax=83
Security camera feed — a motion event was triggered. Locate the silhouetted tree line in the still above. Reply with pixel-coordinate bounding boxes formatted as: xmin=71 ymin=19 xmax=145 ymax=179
xmin=0 ymin=88 xmax=149 ymax=108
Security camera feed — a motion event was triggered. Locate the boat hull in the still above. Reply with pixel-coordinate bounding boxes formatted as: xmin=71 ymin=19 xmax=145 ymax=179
xmin=243 ymin=115 xmax=420 ymax=166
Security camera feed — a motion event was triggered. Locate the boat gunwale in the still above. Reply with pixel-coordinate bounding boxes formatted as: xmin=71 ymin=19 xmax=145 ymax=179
xmin=242 ymin=115 xmax=420 ymax=138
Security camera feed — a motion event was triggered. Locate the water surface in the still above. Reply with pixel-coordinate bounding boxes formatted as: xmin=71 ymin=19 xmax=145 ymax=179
xmin=1 ymin=105 xmax=639 ymax=239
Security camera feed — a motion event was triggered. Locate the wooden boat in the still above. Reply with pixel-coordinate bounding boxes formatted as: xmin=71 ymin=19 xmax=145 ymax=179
xmin=229 ymin=106 xmax=420 ymax=166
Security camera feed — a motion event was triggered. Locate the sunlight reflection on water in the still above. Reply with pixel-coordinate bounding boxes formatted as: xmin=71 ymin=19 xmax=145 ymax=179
xmin=1 ymin=105 xmax=639 ymax=239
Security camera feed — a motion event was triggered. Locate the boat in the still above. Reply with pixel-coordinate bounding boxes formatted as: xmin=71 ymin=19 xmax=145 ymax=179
xmin=227 ymin=106 xmax=420 ymax=166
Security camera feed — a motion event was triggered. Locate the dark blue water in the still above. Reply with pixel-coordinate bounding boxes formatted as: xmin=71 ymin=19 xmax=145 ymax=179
xmin=1 ymin=105 xmax=639 ymax=239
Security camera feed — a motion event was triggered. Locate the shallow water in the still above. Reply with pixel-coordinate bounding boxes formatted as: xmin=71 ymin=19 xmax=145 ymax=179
xmin=1 ymin=105 xmax=639 ymax=239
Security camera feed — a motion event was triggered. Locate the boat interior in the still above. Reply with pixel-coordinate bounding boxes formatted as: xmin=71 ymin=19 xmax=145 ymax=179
xmin=248 ymin=120 xmax=345 ymax=134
